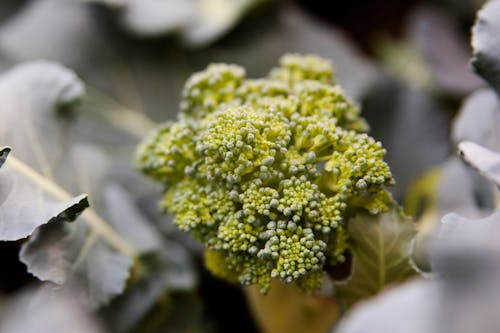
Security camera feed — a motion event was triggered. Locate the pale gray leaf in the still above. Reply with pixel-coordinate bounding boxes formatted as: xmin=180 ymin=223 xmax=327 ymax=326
xmin=452 ymin=88 xmax=500 ymax=149
xmin=19 ymin=144 xmax=134 ymax=307
xmin=0 ymin=148 xmax=89 ymax=241
xmin=0 ymin=286 xmax=106 ymax=333
xmin=0 ymin=60 xmax=84 ymax=174
xmin=179 ymin=0 xmax=263 ymax=47
xmin=458 ymin=141 xmax=500 ymax=186
xmin=89 ymin=0 xmax=265 ymax=47
xmin=20 ymin=221 xmax=132 ymax=307
xmin=336 ymin=279 xmax=438 ymax=333
xmin=437 ymin=211 xmax=500 ymax=254
xmin=471 ymin=0 xmax=500 ymax=95
xmin=408 ymin=5 xmax=482 ymax=96
xmin=0 ymin=0 xmax=104 ymax=66
xmin=362 ymin=77 xmax=450 ymax=199
xmin=434 ymin=211 xmax=500 ymax=333
xmin=436 ymin=158 xmax=483 ymax=218
xmin=101 ymin=242 xmax=197 ymax=332
xmin=119 ymin=0 xmax=197 ymax=37
xmin=19 ymin=143 xmax=170 ymax=307
xmin=104 ymin=181 xmax=163 ymax=253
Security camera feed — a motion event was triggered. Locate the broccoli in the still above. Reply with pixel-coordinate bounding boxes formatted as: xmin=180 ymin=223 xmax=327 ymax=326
xmin=136 ymin=54 xmax=394 ymax=293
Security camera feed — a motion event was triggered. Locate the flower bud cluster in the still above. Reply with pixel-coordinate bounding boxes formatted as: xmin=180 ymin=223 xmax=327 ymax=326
xmin=137 ymin=54 xmax=394 ymax=292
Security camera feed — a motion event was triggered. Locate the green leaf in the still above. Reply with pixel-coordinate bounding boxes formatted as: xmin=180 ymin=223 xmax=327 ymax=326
xmin=471 ymin=0 xmax=500 ymax=95
xmin=458 ymin=141 xmax=500 ymax=186
xmin=335 ymin=208 xmax=417 ymax=307
xmin=0 ymin=147 xmax=89 ymax=241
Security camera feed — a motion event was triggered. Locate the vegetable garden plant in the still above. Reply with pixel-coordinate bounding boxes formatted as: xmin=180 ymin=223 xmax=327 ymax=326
xmin=0 ymin=1 xmax=499 ymax=333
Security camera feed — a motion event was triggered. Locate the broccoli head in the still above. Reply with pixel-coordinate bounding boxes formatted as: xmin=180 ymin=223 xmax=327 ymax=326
xmin=136 ymin=54 xmax=394 ymax=293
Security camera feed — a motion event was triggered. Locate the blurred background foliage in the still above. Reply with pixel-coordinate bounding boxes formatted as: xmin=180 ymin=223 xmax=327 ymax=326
xmin=0 ymin=0 xmax=493 ymax=332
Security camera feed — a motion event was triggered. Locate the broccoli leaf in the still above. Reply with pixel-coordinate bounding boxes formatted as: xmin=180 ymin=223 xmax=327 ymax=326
xmin=88 ymin=0 xmax=268 ymax=47
xmin=471 ymin=0 xmax=500 ymax=96
xmin=335 ymin=208 xmax=417 ymax=306
xmin=0 ymin=61 xmax=141 ymax=307
xmin=336 ymin=211 xmax=500 ymax=333
xmin=0 ymin=147 xmax=89 ymax=241
xmin=451 ymin=88 xmax=500 ymax=149
xmin=0 ymin=0 xmax=106 ymax=69
xmin=19 ymin=144 xmax=142 ymax=307
xmin=361 ymin=77 xmax=450 ymax=200
xmin=336 ymin=279 xmax=436 ymax=333
xmin=0 ymin=61 xmax=90 ymax=241
xmin=101 ymin=242 xmax=197 ymax=332
xmin=0 ymin=60 xmax=84 ymax=173
xmin=0 ymin=286 xmax=106 ymax=333
xmin=458 ymin=141 xmax=500 ymax=186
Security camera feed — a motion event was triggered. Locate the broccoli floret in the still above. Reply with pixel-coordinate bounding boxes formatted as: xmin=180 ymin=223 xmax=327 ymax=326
xmin=136 ymin=54 xmax=394 ymax=293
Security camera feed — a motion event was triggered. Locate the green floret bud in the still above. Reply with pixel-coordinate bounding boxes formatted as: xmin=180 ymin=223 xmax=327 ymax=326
xmin=181 ymin=63 xmax=245 ymax=118
xmin=270 ymin=53 xmax=334 ymax=86
xmin=136 ymin=54 xmax=395 ymax=293
xmin=135 ymin=121 xmax=196 ymax=184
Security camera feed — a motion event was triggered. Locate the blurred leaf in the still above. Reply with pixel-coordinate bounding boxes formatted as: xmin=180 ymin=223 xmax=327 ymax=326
xmin=362 ymin=77 xmax=450 ymax=199
xmin=0 ymin=60 xmax=84 ymax=174
xmin=20 ymin=221 xmax=132 ymax=305
xmin=0 ymin=62 xmax=137 ymax=306
xmin=0 ymin=287 xmax=106 ymax=333
xmin=189 ymin=4 xmax=377 ymax=100
xmin=101 ymin=242 xmax=197 ymax=333
xmin=103 ymin=181 xmax=163 ymax=253
xmin=0 ymin=62 xmax=91 ymax=241
xmin=435 ymin=158 xmax=486 ymax=217
xmin=89 ymin=0 xmax=270 ymax=47
xmin=0 ymin=148 xmax=89 ymax=241
xmin=336 ymin=279 xmax=437 ymax=333
xmin=430 ymin=210 xmax=500 ymax=333
xmin=0 ymin=0 xmax=118 ymax=99
xmin=179 ymin=0 xmax=268 ymax=47
xmin=375 ymin=38 xmax=432 ymax=91
xmin=245 ymin=280 xmax=338 ymax=333
xmin=407 ymin=5 xmax=482 ymax=96
xmin=114 ymin=0 xmax=197 ymax=37
xmin=437 ymin=210 xmax=500 ymax=254
xmin=452 ymin=88 xmax=500 ymax=149
xmin=406 ymin=86 xmax=500 ymax=271
xmin=471 ymin=0 xmax=500 ymax=96
xmin=458 ymin=141 xmax=500 ymax=186
xmin=336 ymin=211 xmax=500 ymax=333
xmin=0 ymin=0 xmax=108 ymax=69
xmin=335 ymin=208 xmax=417 ymax=306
